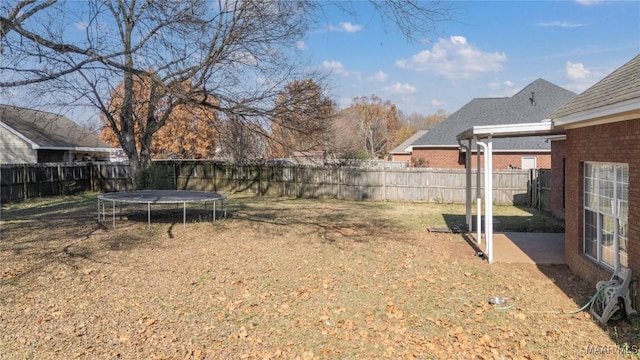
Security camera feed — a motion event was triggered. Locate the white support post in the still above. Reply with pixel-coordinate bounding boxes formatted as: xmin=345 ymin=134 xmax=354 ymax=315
xmin=476 ymin=138 xmax=494 ymax=263
xmin=475 ymin=136 xmax=483 ymax=245
xmin=460 ymin=139 xmax=473 ymax=232
xmin=486 ymin=136 xmax=494 ymax=263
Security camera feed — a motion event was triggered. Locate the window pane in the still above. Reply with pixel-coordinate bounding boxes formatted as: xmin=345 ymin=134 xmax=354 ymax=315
xmin=584 ymin=163 xmax=593 ymax=178
xmin=585 ymin=178 xmax=597 ymax=208
xmin=584 ymin=210 xmax=598 ymax=258
xmin=619 ymin=219 xmax=628 ymax=268
xmin=599 ymin=177 xmax=614 ymax=214
xmin=601 ymin=215 xmax=615 ymax=267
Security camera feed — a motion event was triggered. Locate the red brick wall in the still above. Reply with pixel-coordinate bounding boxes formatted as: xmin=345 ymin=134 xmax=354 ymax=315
xmin=550 ymin=140 xmax=566 ymax=219
xmin=390 ymin=154 xmax=411 ymax=163
xmin=410 ymin=148 xmax=550 ymax=170
xmin=564 ymin=119 xmax=639 ymax=304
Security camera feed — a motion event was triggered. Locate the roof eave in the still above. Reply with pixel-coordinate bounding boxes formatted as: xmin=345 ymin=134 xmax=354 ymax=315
xmin=0 ymin=121 xmax=40 ymax=149
xmin=456 ymin=121 xmax=558 ymax=141
xmin=552 ymin=98 xmax=640 ymax=127
xmin=38 ymin=146 xmax=122 ymax=152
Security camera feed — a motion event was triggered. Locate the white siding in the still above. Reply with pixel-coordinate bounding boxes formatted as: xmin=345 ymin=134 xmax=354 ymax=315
xmin=0 ymin=126 xmax=37 ymax=164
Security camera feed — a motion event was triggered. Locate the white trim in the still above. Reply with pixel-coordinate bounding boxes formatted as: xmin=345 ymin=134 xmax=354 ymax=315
xmin=0 ymin=121 xmax=40 ymax=149
xmin=39 ymin=146 xmax=120 ymax=152
xmin=457 ymin=121 xmax=555 ymax=140
xmin=547 ymin=135 xmax=566 ymax=141
xmin=410 ymin=145 xmax=460 ymax=149
xmin=466 ymin=149 xmax=551 ymax=154
xmin=553 ymin=98 xmax=640 ymax=127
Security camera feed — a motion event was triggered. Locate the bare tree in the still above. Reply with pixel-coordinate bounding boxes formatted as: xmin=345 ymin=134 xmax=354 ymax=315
xmin=0 ymin=0 xmax=56 ymax=44
xmin=0 ymin=0 xmax=451 ymax=186
xmin=341 ymin=95 xmax=399 ymax=159
xmin=268 ymin=79 xmax=335 ymax=158
xmin=218 ymin=114 xmax=266 ymax=164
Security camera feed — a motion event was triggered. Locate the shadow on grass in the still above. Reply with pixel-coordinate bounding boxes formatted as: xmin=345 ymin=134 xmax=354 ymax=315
xmin=442 ymin=207 xmax=564 ymax=233
xmin=442 ymin=208 xmax=638 ymax=350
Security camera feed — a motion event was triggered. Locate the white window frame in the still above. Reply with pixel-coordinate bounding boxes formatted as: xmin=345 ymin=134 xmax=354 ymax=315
xmin=521 ymin=156 xmax=537 ymax=170
xmin=583 ymin=162 xmax=628 ymax=272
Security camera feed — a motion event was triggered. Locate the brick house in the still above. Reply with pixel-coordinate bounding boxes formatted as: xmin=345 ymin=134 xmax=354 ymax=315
xmin=549 ymin=54 xmax=639 ymax=289
xmin=394 ymin=79 xmax=575 ymax=170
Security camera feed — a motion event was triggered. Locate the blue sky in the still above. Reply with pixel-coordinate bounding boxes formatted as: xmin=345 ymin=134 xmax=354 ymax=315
xmin=302 ymin=0 xmax=640 ymax=115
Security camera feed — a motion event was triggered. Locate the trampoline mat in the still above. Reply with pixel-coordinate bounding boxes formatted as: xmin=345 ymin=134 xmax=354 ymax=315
xmin=98 ymin=190 xmax=226 ymax=204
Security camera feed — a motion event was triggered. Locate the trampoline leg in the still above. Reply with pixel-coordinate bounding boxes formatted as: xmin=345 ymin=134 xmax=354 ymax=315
xmin=112 ymin=201 xmax=116 ymax=228
xmin=213 ymin=201 xmax=216 ymax=223
xmin=148 ymin=203 xmax=151 ymax=230
xmin=183 ymin=202 xmax=186 ymax=229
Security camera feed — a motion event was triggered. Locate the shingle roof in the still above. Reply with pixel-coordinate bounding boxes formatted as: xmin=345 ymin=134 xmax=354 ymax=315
xmin=412 ymin=79 xmax=576 ymax=150
xmin=550 ymin=54 xmax=640 ymax=119
xmin=389 ymin=130 xmax=428 ymax=154
xmin=0 ymin=104 xmax=115 ymax=150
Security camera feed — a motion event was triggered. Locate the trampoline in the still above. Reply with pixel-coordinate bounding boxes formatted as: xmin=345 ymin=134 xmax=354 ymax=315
xmin=97 ymin=190 xmax=227 ymax=229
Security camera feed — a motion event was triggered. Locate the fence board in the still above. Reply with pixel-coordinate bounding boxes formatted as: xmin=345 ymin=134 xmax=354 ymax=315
xmin=1 ymin=163 xmax=93 ymax=203
xmin=0 ymin=161 xmax=552 ymax=209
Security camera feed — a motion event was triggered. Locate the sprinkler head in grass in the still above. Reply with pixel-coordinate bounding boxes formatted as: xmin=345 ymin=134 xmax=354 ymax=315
xmin=489 ymin=297 xmax=507 ymax=305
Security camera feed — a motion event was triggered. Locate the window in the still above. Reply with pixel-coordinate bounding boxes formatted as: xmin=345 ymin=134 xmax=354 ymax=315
xmin=521 ymin=156 xmax=537 ymax=170
xmin=583 ymin=162 xmax=628 ymax=270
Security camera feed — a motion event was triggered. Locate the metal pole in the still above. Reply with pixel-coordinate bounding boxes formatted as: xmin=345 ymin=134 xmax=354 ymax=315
xmin=183 ymin=202 xmax=186 ymax=228
xmin=147 ymin=202 xmax=151 ymax=230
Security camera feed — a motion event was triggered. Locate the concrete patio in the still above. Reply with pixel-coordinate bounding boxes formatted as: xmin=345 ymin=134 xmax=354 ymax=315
xmin=487 ymin=232 xmax=565 ymax=264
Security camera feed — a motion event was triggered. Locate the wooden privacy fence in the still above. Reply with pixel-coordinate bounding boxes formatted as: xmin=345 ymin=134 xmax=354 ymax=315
xmin=0 ymin=161 xmax=552 ymax=209
xmin=0 ymin=163 xmax=93 ymax=203
xmin=529 ymin=168 xmax=551 ymax=212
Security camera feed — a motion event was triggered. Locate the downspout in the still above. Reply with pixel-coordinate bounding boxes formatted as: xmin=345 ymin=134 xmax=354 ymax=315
xmin=476 ymin=137 xmax=494 ymax=263
xmin=475 ymin=136 xmax=482 ymax=245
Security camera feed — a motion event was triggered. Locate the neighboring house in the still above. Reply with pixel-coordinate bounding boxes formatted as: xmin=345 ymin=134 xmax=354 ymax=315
xmin=400 ymin=79 xmax=576 ymax=169
xmin=388 ymin=130 xmax=428 ymax=165
xmin=455 ymin=55 xmax=638 ymax=306
xmin=549 ymin=54 xmax=639 ymax=288
xmin=0 ymin=104 xmax=120 ymax=164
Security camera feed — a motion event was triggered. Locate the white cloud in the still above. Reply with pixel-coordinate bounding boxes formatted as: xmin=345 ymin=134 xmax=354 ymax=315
xmin=75 ymin=22 xmax=89 ymax=30
xmin=575 ymin=0 xmax=604 ymax=5
xmin=566 ymin=61 xmax=592 ymax=81
xmin=367 ymin=71 xmax=388 ymax=83
xmin=431 ymin=99 xmax=445 ymax=108
xmin=296 ymin=40 xmax=307 ymax=50
xmin=564 ymin=60 xmax=604 ymax=92
xmin=395 ymin=36 xmax=507 ymax=79
xmin=536 ymin=21 xmax=584 ymax=28
xmin=382 ymin=82 xmax=417 ymax=95
xmin=321 ymin=60 xmax=361 ymax=79
xmin=328 ymin=21 xmax=363 ymax=33
xmin=487 ymin=80 xmax=519 ymax=97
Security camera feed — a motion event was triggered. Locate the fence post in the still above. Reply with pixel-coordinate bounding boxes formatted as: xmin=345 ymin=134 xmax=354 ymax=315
xmin=337 ymin=167 xmax=341 ymax=200
xmin=22 ymin=164 xmax=28 ymax=200
xmin=382 ymin=167 xmax=387 ymax=201
xmin=57 ymin=163 xmax=63 ymax=195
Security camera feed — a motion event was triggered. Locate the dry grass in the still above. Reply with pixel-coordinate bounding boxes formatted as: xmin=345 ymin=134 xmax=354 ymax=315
xmin=0 ymin=193 xmax=637 ymax=359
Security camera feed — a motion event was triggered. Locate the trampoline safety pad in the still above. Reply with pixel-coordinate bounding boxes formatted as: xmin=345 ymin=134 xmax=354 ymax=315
xmin=97 ymin=190 xmax=227 ymax=229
